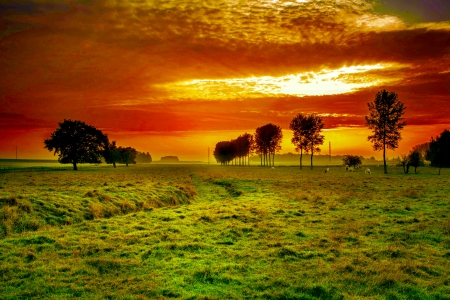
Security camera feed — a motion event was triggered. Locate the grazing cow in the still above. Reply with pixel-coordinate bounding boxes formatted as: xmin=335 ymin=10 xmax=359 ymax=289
xmin=365 ymin=168 xmax=371 ymax=174
xmin=272 ymin=167 xmax=275 ymax=169
xmin=345 ymin=165 xmax=349 ymax=171
xmin=325 ymin=168 xmax=330 ymax=173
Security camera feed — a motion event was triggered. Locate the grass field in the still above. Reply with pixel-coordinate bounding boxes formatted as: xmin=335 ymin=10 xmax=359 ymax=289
xmin=1 ymin=163 xmax=449 ymax=299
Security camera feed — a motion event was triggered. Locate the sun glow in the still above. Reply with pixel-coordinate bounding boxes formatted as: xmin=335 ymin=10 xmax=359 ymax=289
xmin=159 ymin=63 xmax=407 ymax=100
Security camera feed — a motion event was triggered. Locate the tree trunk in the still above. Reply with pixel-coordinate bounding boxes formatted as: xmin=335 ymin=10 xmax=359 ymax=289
xmin=113 ymin=161 xmax=116 ymax=168
xmin=72 ymin=162 xmax=78 ymax=170
xmin=272 ymin=151 xmax=275 ymax=167
xmin=310 ymin=149 xmax=314 ymax=170
xmin=383 ymin=139 xmax=387 ymax=174
xmin=414 ymin=166 xmax=417 ymax=174
xmin=438 ymin=167 xmax=441 ymax=175
xmin=300 ymin=149 xmax=303 ymax=170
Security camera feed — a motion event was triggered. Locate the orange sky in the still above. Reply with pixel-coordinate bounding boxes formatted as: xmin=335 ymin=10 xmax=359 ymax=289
xmin=1 ymin=0 xmax=450 ymax=161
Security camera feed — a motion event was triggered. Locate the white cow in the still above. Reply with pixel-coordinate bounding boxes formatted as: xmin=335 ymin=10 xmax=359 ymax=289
xmin=365 ymin=168 xmax=371 ymax=174
xmin=325 ymin=168 xmax=330 ymax=173
xmin=345 ymin=165 xmax=349 ymax=171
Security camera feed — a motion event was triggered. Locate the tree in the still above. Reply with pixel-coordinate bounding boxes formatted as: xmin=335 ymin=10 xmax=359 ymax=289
xmin=365 ymin=90 xmax=406 ymax=174
xmin=234 ymin=133 xmax=253 ymax=166
xmin=426 ymin=129 xmax=450 ymax=175
xmin=408 ymin=149 xmax=424 ymax=174
xmin=290 ymin=114 xmax=309 ymax=169
xmin=104 ymin=141 xmax=121 ymax=168
xmin=44 ymin=119 xmax=109 ymax=170
xmin=400 ymin=154 xmax=410 ymax=174
xmin=213 ymin=141 xmax=235 ymax=165
xmin=118 ymin=147 xmax=137 ymax=166
xmin=254 ymin=123 xmax=283 ymax=167
xmin=136 ymin=152 xmax=152 ymax=163
xmin=342 ymin=155 xmax=362 ymax=169
xmin=303 ymin=114 xmax=325 ymax=170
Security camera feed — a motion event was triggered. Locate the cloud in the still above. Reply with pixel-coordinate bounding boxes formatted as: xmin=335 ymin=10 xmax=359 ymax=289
xmin=0 ymin=113 xmax=52 ymax=131
xmin=0 ymin=0 xmax=449 ymax=159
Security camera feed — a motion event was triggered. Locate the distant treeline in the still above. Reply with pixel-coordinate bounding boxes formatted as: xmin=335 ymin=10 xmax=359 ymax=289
xmin=136 ymin=152 xmax=152 ymax=163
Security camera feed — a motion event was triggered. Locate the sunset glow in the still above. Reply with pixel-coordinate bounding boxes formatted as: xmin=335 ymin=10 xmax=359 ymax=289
xmin=1 ymin=0 xmax=450 ymax=161
xmin=161 ymin=64 xmax=406 ymax=99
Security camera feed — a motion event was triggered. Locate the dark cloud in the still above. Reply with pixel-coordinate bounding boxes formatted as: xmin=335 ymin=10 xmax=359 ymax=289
xmin=0 ymin=113 xmax=52 ymax=131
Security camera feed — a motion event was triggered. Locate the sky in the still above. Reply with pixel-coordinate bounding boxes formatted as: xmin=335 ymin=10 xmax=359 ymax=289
xmin=1 ymin=0 xmax=449 ymax=161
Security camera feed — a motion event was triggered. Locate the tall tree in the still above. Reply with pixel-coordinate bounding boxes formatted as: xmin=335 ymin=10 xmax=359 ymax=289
xmin=426 ymin=129 xmax=450 ymax=175
xmin=365 ymin=90 xmax=406 ymax=174
xmin=255 ymin=123 xmax=283 ymax=167
xmin=44 ymin=119 xmax=109 ymax=170
xmin=290 ymin=114 xmax=309 ymax=169
xmin=303 ymin=114 xmax=324 ymax=170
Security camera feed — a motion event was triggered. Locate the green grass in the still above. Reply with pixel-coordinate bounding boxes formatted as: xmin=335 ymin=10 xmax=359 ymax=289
xmin=1 ymin=164 xmax=449 ymax=299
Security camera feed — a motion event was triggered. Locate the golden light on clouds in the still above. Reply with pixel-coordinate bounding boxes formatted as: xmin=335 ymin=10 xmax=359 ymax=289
xmin=1 ymin=0 xmax=449 ymax=160
xmin=159 ymin=63 xmax=408 ymax=99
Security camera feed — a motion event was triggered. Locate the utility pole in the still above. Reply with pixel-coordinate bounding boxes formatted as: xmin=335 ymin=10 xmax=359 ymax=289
xmin=329 ymin=141 xmax=331 ymax=162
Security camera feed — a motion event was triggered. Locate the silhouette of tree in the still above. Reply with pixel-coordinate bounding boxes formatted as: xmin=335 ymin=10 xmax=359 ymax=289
xmin=303 ymin=114 xmax=325 ymax=170
xmin=255 ymin=123 xmax=283 ymax=167
xmin=118 ymin=147 xmax=137 ymax=166
xmin=44 ymin=119 xmax=109 ymax=170
xmin=342 ymin=155 xmax=362 ymax=169
xmin=290 ymin=114 xmax=307 ymax=169
xmin=136 ymin=152 xmax=152 ymax=163
xmin=234 ymin=133 xmax=253 ymax=166
xmin=290 ymin=114 xmax=324 ymax=170
xmin=408 ymin=149 xmax=424 ymax=174
xmin=104 ymin=141 xmax=122 ymax=168
xmin=365 ymin=90 xmax=406 ymax=174
xmin=426 ymin=129 xmax=450 ymax=175
xmin=213 ymin=141 xmax=235 ymax=165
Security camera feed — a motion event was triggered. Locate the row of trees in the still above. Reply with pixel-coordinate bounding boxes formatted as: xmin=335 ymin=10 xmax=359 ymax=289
xmin=44 ymin=119 xmax=151 ymax=170
xmin=213 ymin=124 xmax=285 ymax=167
xmin=213 ymin=89 xmax=448 ymax=174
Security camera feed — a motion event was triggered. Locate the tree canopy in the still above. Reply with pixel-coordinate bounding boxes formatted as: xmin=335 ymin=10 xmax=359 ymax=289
xmin=44 ymin=119 xmax=109 ymax=170
xmin=342 ymin=155 xmax=362 ymax=169
xmin=289 ymin=114 xmax=309 ymax=169
xmin=365 ymin=89 xmax=406 ymax=174
xmin=213 ymin=141 xmax=235 ymax=165
xmin=254 ymin=123 xmax=283 ymax=167
xmin=408 ymin=149 xmax=424 ymax=174
xmin=290 ymin=114 xmax=324 ymax=170
xmin=426 ymin=129 xmax=450 ymax=175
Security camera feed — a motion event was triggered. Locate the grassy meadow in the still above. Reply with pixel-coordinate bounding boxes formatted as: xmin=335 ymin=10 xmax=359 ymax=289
xmin=1 ymin=163 xmax=449 ymax=299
